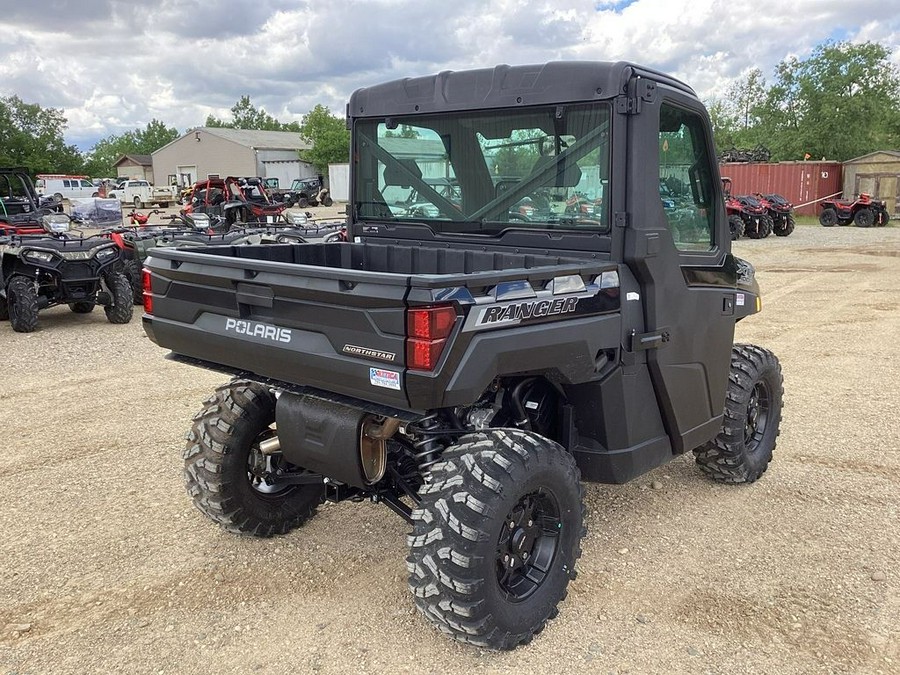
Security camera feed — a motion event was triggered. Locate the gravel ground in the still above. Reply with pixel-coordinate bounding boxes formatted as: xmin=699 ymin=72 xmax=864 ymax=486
xmin=1 ymin=222 xmax=898 ymax=674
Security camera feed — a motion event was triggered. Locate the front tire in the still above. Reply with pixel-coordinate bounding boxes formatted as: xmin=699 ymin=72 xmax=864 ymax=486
xmin=728 ymin=215 xmax=745 ymax=240
xmin=103 ymin=272 xmax=134 ymax=324
xmin=183 ymin=380 xmax=325 ymax=536
xmin=134 ymin=196 xmax=144 ymax=210
xmin=693 ymin=344 xmax=783 ymax=483
xmin=774 ymin=212 xmax=795 ymax=236
xmin=407 ymin=429 xmax=585 ymax=650
xmin=7 ymin=276 xmax=39 ymax=333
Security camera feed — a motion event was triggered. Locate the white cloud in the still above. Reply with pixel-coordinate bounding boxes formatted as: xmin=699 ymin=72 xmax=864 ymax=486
xmin=0 ymin=0 xmax=897 ymax=149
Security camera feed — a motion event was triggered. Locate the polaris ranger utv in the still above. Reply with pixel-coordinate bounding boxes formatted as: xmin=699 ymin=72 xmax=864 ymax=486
xmin=142 ymin=61 xmax=783 ymax=650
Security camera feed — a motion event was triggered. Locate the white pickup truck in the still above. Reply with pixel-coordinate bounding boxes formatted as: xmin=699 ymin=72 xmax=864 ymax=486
xmin=106 ymin=180 xmax=178 ymax=209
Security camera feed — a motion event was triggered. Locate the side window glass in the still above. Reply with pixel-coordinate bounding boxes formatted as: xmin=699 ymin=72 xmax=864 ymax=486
xmin=658 ymin=103 xmax=715 ymax=251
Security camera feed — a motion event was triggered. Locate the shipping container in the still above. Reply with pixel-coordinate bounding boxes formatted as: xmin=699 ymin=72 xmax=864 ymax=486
xmin=719 ymin=162 xmax=843 ymax=216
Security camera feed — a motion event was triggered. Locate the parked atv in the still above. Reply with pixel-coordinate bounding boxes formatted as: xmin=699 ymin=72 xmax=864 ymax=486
xmin=0 ymin=214 xmax=133 ymax=332
xmin=819 ymin=193 xmax=891 ymax=227
xmin=734 ymin=194 xmax=773 ymax=239
xmin=722 ymin=178 xmax=770 ymax=239
xmin=282 ymin=177 xmax=333 ymax=208
xmin=756 ymin=193 xmax=795 ymax=236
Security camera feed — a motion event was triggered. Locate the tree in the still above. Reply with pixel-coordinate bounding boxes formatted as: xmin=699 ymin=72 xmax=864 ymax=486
xmin=0 ymin=96 xmax=82 ymax=176
xmin=82 ymin=119 xmax=179 ymax=178
xmin=299 ymin=105 xmax=350 ymax=173
xmin=722 ymin=41 xmax=900 ymax=162
xmin=205 ymin=96 xmax=301 ymax=132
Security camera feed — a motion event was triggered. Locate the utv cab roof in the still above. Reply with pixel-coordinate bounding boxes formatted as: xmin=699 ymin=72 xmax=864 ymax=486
xmin=348 ymin=61 xmax=697 ymax=118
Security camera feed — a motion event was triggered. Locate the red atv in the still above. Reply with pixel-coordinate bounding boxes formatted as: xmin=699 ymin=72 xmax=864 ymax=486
xmin=722 ymin=178 xmax=770 ymax=239
xmin=819 ymin=193 xmax=891 ymax=228
xmin=756 ymin=193 xmax=795 ymax=237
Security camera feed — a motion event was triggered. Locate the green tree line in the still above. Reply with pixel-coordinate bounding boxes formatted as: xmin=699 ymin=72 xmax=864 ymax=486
xmin=4 ymin=41 xmax=898 ymax=181
xmin=0 ymin=95 xmax=349 ymax=179
xmin=709 ymin=41 xmax=900 ymax=162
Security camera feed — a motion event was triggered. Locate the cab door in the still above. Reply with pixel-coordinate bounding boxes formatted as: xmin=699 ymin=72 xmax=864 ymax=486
xmin=622 ymin=86 xmax=736 ymax=453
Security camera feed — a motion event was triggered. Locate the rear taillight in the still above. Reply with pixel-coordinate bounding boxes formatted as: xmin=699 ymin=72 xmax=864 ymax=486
xmin=406 ymin=305 xmax=457 ymax=371
xmin=142 ymin=268 xmax=153 ymax=314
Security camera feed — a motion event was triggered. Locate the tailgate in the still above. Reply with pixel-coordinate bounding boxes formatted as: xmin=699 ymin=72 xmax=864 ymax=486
xmin=143 ymin=246 xmax=413 ymax=409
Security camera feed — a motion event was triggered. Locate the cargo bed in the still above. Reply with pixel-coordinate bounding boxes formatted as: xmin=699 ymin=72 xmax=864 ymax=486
xmin=143 ymin=240 xmax=616 ymax=411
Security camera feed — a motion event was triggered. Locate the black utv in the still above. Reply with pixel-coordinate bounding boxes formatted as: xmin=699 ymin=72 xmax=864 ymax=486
xmin=142 ymin=61 xmax=784 ymax=650
xmin=0 ymin=214 xmax=133 ymax=332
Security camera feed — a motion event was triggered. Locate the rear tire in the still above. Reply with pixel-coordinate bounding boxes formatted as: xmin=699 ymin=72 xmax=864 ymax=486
xmin=7 ymin=276 xmax=39 ymax=333
xmin=134 ymin=196 xmax=143 ymax=210
xmin=123 ymin=258 xmax=143 ymax=304
xmin=819 ymin=208 xmax=837 ymax=227
xmin=878 ymin=209 xmax=891 ymax=226
xmin=69 ymin=302 xmax=95 ymax=313
xmin=297 ymin=197 xmax=309 ymax=209
xmin=728 ymin=215 xmax=745 ymax=240
xmin=322 ymin=196 xmax=333 ymax=207
xmin=103 ymin=272 xmax=134 ymax=324
xmin=408 ymin=429 xmax=585 ymax=650
xmin=183 ymin=380 xmax=325 ymax=536
xmin=693 ymin=344 xmax=783 ymax=483
xmin=854 ymin=208 xmax=874 ymax=228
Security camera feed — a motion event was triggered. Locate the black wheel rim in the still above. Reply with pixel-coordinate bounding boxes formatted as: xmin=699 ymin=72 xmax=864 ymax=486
xmin=247 ymin=428 xmax=291 ymax=497
xmin=496 ymin=489 xmax=561 ymax=601
xmin=744 ymin=380 xmax=771 ymax=452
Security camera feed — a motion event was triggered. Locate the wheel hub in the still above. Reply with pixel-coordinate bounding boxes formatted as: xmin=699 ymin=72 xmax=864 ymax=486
xmin=496 ymin=490 xmax=561 ymax=601
xmin=744 ymin=381 xmax=771 ymax=451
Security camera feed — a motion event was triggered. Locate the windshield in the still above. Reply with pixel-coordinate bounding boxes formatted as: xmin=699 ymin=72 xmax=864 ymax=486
xmin=353 ymin=102 xmax=611 ymax=234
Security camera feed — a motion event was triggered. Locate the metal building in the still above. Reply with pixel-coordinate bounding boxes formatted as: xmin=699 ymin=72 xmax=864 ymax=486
xmin=842 ymin=151 xmax=900 ymax=216
xmin=151 ymin=128 xmax=316 ymax=189
xmin=719 ymin=161 xmax=843 ymax=216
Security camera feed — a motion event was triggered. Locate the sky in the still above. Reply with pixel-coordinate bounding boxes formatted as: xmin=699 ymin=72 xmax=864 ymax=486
xmin=1 ymin=0 xmax=899 ymax=152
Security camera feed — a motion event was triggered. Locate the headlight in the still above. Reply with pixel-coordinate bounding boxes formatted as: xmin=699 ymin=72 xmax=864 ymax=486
xmin=42 ymin=213 xmax=71 ymax=233
xmin=24 ymin=249 xmax=57 ymax=264
xmin=95 ymin=247 xmax=117 ymax=260
xmin=190 ymin=213 xmax=210 ymax=230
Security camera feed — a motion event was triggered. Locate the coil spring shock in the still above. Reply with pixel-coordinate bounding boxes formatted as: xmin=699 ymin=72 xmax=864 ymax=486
xmin=409 ymin=413 xmax=445 ymax=474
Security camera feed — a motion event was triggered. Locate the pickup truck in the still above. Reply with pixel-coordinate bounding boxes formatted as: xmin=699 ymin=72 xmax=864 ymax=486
xmin=143 ymin=61 xmax=784 ymax=651
xmin=106 ymin=180 xmax=177 ymax=209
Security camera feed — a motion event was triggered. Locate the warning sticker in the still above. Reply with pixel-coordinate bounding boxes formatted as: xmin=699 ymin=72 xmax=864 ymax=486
xmin=370 ymin=367 xmax=401 ymax=390
xmin=736 ymin=293 xmax=745 ymax=307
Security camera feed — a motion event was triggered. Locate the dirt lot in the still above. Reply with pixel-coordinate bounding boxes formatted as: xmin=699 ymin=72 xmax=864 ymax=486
xmin=1 ymin=222 xmax=897 ymax=674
